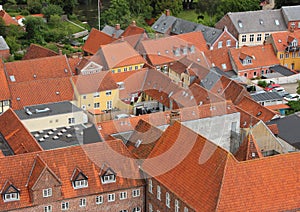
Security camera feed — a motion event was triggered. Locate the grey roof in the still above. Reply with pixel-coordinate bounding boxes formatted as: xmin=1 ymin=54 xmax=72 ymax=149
xmin=101 ymin=25 xmax=124 ymax=38
xmin=152 ymin=14 xmax=222 ymax=45
xmin=200 ymin=68 xmax=222 ymax=90
xmin=151 ymin=13 xmax=177 ymax=34
xmin=228 ymin=9 xmax=287 ymax=34
xmin=282 ymin=5 xmax=300 ymax=22
xmin=32 ymin=124 xmax=102 ymax=150
xmin=269 ymin=65 xmax=296 ymax=76
xmin=0 ymin=36 xmax=9 ymax=50
xmin=15 ymin=101 xmax=82 ymax=120
xmin=268 ymin=113 xmax=300 ymax=149
xmin=211 ymin=66 xmax=232 ymax=78
xmin=251 ymin=91 xmax=283 ymax=102
xmin=0 ymin=132 xmax=14 ymax=156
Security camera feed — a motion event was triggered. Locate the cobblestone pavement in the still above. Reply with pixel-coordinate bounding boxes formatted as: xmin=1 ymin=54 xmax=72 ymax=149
xmin=281 ymin=83 xmax=298 ymax=94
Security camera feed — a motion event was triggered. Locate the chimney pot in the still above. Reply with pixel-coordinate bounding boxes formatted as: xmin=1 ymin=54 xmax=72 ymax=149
xmin=165 ymin=9 xmax=170 ymax=16
xmin=131 ymin=20 xmax=136 ymax=26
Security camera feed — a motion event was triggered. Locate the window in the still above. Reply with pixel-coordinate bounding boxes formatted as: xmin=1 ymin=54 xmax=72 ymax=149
xmin=94 ymin=92 xmax=100 ymax=97
xmin=242 ymin=35 xmax=246 ymax=42
xmin=292 ymin=52 xmax=296 ymax=58
xmin=4 ymin=193 xmax=19 ymax=202
xmin=101 ymin=174 xmax=116 ymax=184
xmin=265 ymin=33 xmax=270 ymax=40
xmin=112 ymin=70 xmax=115 ymax=73
xmin=124 ymin=67 xmax=128 ymax=72
xmin=244 ymin=73 xmax=247 ymax=77
xmin=108 ymin=193 xmax=115 ymax=202
xmin=117 ymin=68 xmax=121 ymax=73
xmin=44 ymin=205 xmax=52 ymax=212
xmin=261 ymin=70 xmax=264 ymax=75
xmin=68 ymin=117 xmax=75 ymax=124
xmin=96 ymin=195 xmax=103 ymax=204
xmin=253 ymin=71 xmax=257 ymax=77
xmin=132 ymin=189 xmax=140 ymax=197
xmin=106 ymin=90 xmax=112 ymax=96
xmin=275 ymin=19 xmax=279 ymax=25
xmin=94 ymin=102 xmax=100 ymax=108
xmin=184 ymin=207 xmax=189 ymax=212
xmin=149 ymin=203 xmax=153 ymax=212
xmin=250 ymin=34 xmax=254 ymax=42
xmin=175 ymin=199 xmax=180 ymax=212
xmin=280 ymin=54 xmax=284 ymax=59
xmin=257 ymin=34 xmax=262 ymax=42
xmin=79 ymin=198 xmax=86 ymax=207
xmin=119 ymin=210 xmax=128 ymax=212
xmin=43 ymin=188 xmax=52 ymax=198
xmin=157 ymin=186 xmax=161 ymax=200
xmin=129 ymin=66 xmax=133 ymax=71
xmin=226 ymin=40 xmax=231 ymax=46
xmin=106 ymin=100 xmax=112 ymax=110
xmin=286 ymin=53 xmax=289 ymax=58
xmin=218 ymin=41 xmax=222 ymax=48
xmin=298 ymin=22 xmax=300 ymax=28
xmin=133 ymin=207 xmax=141 ymax=212
xmin=61 ymin=202 xmax=69 ymax=210
xmin=135 ymin=66 xmax=139 ymax=70
xmin=82 ymin=95 xmax=86 ymax=99
xmin=166 ymin=192 xmax=170 ymax=208
xmin=238 ymin=20 xmax=243 ymax=28
xmin=119 ymin=191 xmax=127 ymax=200
xmin=148 ymin=179 xmax=153 ymax=193
xmin=221 ymin=63 xmax=227 ymax=70
xmin=73 ymin=179 xmax=88 ymax=189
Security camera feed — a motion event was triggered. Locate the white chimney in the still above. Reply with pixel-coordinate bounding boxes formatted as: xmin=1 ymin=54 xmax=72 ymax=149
xmin=0 ymin=5 xmax=3 ymax=11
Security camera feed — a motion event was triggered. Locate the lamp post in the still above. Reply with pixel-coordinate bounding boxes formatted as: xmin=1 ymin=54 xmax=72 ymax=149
xmin=98 ymin=0 xmax=101 ymax=30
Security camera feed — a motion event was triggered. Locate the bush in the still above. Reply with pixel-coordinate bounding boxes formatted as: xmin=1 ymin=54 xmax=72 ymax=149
xmin=258 ymin=80 xmax=268 ymax=88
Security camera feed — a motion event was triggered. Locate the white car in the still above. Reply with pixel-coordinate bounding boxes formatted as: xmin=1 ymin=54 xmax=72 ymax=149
xmin=284 ymin=93 xmax=300 ymax=102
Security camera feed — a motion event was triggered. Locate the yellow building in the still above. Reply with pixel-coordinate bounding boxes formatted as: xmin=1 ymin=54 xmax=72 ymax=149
xmin=268 ymin=31 xmax=300 ymax=71
xmin=71 ymin=71 xmax=119 ymax=113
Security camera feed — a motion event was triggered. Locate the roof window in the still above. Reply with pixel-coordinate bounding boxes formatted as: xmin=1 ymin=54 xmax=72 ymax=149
xmin=238 ymin=20 xmax=243 ymax=28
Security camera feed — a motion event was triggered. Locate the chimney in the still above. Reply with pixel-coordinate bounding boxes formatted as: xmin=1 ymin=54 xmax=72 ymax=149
xmin=59 ymin=49 xmax=62 ymax=55
xmin=0 ymin=5 xmax=3 ymax=11
xmin=131 ymin=20 xmax=136 ymax=26
xmin=115 ymin=24 xmax=120 ymax=30
xmin=112 ymin=33 xmax=116 ymax=38
xmin=169 ymin=110 xmax=180 ymax=125
xmin=165 ymin=9 xmax=170 ymax=16
xmin=120 ymin=36 xmax=124 ymax=42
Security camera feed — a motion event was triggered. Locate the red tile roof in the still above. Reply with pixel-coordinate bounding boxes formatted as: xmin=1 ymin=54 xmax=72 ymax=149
xmin=267 ymin=123 xmax=279 ymax=135
xmin=235 ymin=106 xmax=261 ymax=128
xmin=0 ymin=109 xmax=42 ymax=154
xmin=9 ymin=77 xmax=74 ymax=110
xmin=0 ymin=140 xmax=144 ymax=211
xmin=229 ymin=44 xmax=280 ymax=71
xmin=71 ymin=71 xmax=118 ymax=94
xmin=122 ymin=22 xmax=148 ymax=48
xmin=0 ymin=10 xmax=18 ymax=25
xmin=205 ymin=48 xmax=233 ymax=71
xmin=270 ymin=31 xmax=300 ymax=52
xmin=82 ymin=28 xmax=117 ymax=55
xmin=22 ymin=44 xmax=58 ymax=60
xmin=234 ymin=132 xmax=263 ymax=161
xmin=0 ymin=61 xmax=10 ymax=101
xmin=5 ymin=55 xmax=73 ymax=84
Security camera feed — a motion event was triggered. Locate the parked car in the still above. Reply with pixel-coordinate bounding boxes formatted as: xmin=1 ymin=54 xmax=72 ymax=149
xmin=271 ymin=87 xmax=289 ymax=97
xmin=284 ymin=93 xmax=300 ymax=102
xmin=264 ymin=83 xmax=281 ymax=92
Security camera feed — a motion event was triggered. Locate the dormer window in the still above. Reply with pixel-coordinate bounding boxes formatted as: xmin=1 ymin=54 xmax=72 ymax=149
xmin=173 ymin=47 xmax=180 ymax=56
xmin=1 ymin=181 xmax=20 ymax=202
xmin=181 ymin=46 xmax=188 ymax=55
xmin=238 ymin=20 xmax=243 ymax=28
xmin=189 ymin=45 xmax=195 ymax=53
xmin=100 ymin=167 xmax=116 ymax=184
xmin=71 ymin=168 xmax=88 ymax=189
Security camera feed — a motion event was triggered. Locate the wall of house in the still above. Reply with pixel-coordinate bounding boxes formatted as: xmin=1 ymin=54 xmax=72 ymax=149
xmin=181 ymin=112 xmax=240 ymax=153
xmin=258 ymin=99 xmax=284 ymax=107
xmin=252 ymin=73 xmax=300 ymax=84
xmin=211 ymin=30 xmax=237 ymax=50
xmin=168 ymin=69 xmax=182 ymax=86
xmin=21 ymin=110 xmax=87 ymax=132
xmin=0 ymin=49 xmax=10 ymax=60
xmin=111 ymin=63 xmax=144 ymax=73
xmin=14 ymin=186 xmax=145 ymax=212
xmin=238 ymin=67 xmax=273 ymax=79
xmin=0 ymin=100 xmax=10 ymax=114
xmin=238 ymin=32 xmax=280 ymax=48
xmin=277 ymin=50 xmax=300 ymax=71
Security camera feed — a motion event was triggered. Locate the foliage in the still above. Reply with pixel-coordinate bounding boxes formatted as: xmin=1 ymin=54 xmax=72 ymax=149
xmin=43 ymin=43 xmax=59 ymax=53
xmin=152 ymin=0 xmax=183 ymax=16
xmin=27 ymin=0 xmax=42 ymax=14
xmin=257 ymin=80 xmax=268 ymax=88
xmin=23 ymin=16 xmax=46 ymax=44
xmin=128 ymin=0 xmax=153 ymax=19
xmin=0 ymin=17 xmax=6 ymax=38
xmin=275 ymin=0 xmax=300 ymax=8
xmin=5 ymin=36 xmax=21 ymax=52
xmin=297 ymin=80 xmax=300 ymax=94
xmin=42 ymin=4 xmax=63 ymax=21
xmin=286 ymin=101 xmax=300 ymax=115
xmin=49 ymin=0 xmax=77 ymax=15
xmin=20 ymin=9 xmax=30 ymax=16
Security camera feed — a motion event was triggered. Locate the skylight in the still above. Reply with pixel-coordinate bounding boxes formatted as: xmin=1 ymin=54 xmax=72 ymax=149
xmin=238 ymin=20 xmax=243 ymax=28
xmin=275 ymin=20 xmax=279 ymax=25
xmin=9 ymin=75 xmax=16 ymax=82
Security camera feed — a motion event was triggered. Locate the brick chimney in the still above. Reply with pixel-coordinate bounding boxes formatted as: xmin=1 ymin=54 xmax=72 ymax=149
xmin=115 ymin=24 xmax=120 ymax=30
xmin=165 ymin=9 xmax=170 ymax=16
xmin=131 ymin=20 xmax=136 ymax=26
xmin=169 ymin=110 xmax=180 ymax=125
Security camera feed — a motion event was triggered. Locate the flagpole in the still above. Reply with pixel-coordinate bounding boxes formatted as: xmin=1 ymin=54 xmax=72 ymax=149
xmin=98 ymin=0 xmax=101 ymax=30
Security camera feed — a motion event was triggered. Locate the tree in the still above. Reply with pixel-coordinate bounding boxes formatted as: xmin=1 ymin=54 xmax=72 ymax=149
xmin=49 ymin=0 xmax=77 ymax=15
xmin=6 ymin=36 xmax=21 ymax=53
xmin=23 ymin=16 xmax=46 ymax=44
xmin=27 ymin=0 xmax=42 ymax=14
xmin=297 ymin=80 xmax=300 ymax=94
xmin=152 ymin=0 xmax=183 ymax=16
xmin=101 ymin=0 xmax=132 ymax=28
xmin=42 ymin=4 xmax=63 ymax=21
xmin=128 ymin=0 xmax=153 ymax=19
xmin=0 ymin=17 xmax=6 ymax=38
xmin=258 ymin=80 xmax=268 ymax=88
xmin=196 ymin=0 xmax=220 ymax=25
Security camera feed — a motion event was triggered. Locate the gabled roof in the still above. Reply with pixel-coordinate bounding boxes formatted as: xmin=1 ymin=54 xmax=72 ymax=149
xmin=282 ymin=5 xmax=300 ymax=22
xmin=71 ymin=71 xmax=118 ymax=94
xmin=0 ymin=180 xmax=19 ymax=194
xmin=151 ymin=13 xmax=177 ymax=34
xmin=0 ymin=140 xmax=144 ymax=211
xmin=0 ymin=109 xmax=42 ymax=155
xmin=101 ymin=25 xmax=124 ymax=38
xmin=251 ymin=91 xmax=283 ymax=102
xmin=22 ymin=44 xmax=58 ymax=60
xmin=9 ymin=77 xmax=74 ymax=110
xmin=0 ymin=36 xmax=9 ymax=51
xmin=229 ymin=44 xmax=280 ymax=71
xmin=0 ymin=61 xmax=10 ymax=101
xmin=122 ymin=22 xmax=148 ymax=48
xmin=235 ymin=106 xmax=261 ymax=128
xmin=234 ymin=132 xmax=263 ymax=161
xmin=90 ymin=41 xmax=146 ymax=69
xmin=0 ymin=10 xmax=18 ymax=25
xmin=5 ymin=55 xmax=73 ymax=84
xmin=218 ymin=9 xmax=287 ymax=34
xmin=205 ymin=48 xmax=233 ymax=72
xmin=270 ymin=31 xmax=300 ymax=52
xmin=82 ymin=28 xmax=117 ymax=55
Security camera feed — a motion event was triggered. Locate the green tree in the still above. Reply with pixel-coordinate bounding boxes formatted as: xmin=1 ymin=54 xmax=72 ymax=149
xmin=196 ymin=0 xmax=220 ymax=25
xmin=258 ymin=80 xmax=268 ymax=88
xmin=152 ymin=0 xmax=183 ymax=16
xmin=23 ymin=16 xmax=46 ymax=44
xmin=0 ymin=17 xmax=6 ymax=38
xmin=6 ymin=36 xmax=21 ymax=53
xmin=42 ymin=4 xmax=63 ymax=21
xmin=128 ymin=0 xmax=153 ymax=19
xmin=101 ymin=0 xmax=132 ymax=28
xmin=27 ymin=0 xmax=42 ymax=14
xmin=49 ymin=0 xmax=77 ymax=15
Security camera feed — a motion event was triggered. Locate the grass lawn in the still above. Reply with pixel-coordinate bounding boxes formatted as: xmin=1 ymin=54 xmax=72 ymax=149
xmin=177 ymin=9 xmax=198 ymax=22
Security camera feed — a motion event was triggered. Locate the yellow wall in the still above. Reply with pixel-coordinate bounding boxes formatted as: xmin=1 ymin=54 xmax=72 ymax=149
xmin=111 ymin=63 xmax=144 ymax=73
xmin=277 ymin=51 xmax=300 ymax=71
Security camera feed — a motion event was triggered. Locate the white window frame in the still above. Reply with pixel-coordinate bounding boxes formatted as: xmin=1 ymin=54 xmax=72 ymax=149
xmin=133 ymin=207 xmax=141 ymax=212
xmin=68 ymin=117 xmax=75 ymax=124
xmin=175 ymin=199 xmax=180 ymax=212
xmin=93 ymin=92 xmax=100 ymax=97
xmin=119 ymin=191 xmax=127 ymax=200
xmin=106 ymin=100 xmax=112 ymax=110
xmin=280 ymin=54 xmax=284 ymax=59
xmin=149 ymin=203 xmax=153 ymax=212
xmin=3 ymin=192 xmax=19 ymax=202
xmin=44 ymin=205 xmax=52 ymax=212
xmin=157 ymin=185 xmax=161 ymax=200
xmin=108 ymin=193 xmax=115 ymax=202
xmin=257 ymin=33 xmax=262 ymax=42
xmin=94 ymin=102 xmax=100 ymax=108
xmin=43 ymin=188 xmax=52 ymax=198
xmin=61 ymin=201 xmax=69 ymax=210
xmin=79 ymin=198 xmax=86 ymax=207
xmin=166 ymin=192 xmax=170 ymax=208
xmin=241 ymin=35 xmax=246 ymax=42
xmin=218 ymin=41 xmax=222 ymax=48
xmin=106 ymin=90 xmax=112 ymax=96
xmin=73 ymin=179 xmax=88 ymax=189
xmin=96 ymin=195 xmax=103 ymax=204
xmin=148 ymin=179 xmax=153 ymax=193
xmin=132 ymin=189 xmax=140 ymax=197
xmin=249 ymin=34 xmax=254 ymax=42
xmin=184 ymin=207 xmax=189 ymax=212
xmin=226 ymin=39 xmax=231 ymax=46
xmin=101 ymin=174 xmax=116 ymax=184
